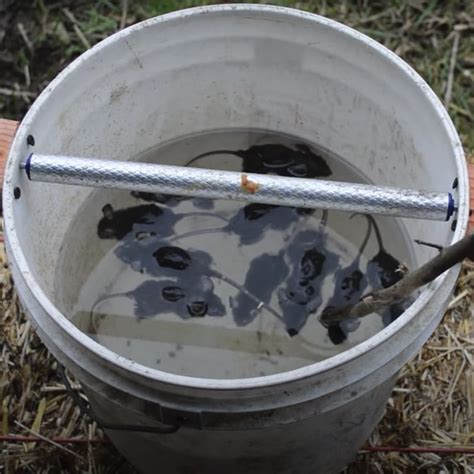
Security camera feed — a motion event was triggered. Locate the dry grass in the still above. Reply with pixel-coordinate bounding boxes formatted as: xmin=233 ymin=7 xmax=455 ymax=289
xmin=0 ymin=1 xmax=473 ymax=472
xmin=347 ymin=264 xmax=474 ymax=473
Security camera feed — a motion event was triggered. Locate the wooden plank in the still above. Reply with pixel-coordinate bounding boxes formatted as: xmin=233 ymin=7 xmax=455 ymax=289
xmin=0 ymin=119 xmax=19 ymax=187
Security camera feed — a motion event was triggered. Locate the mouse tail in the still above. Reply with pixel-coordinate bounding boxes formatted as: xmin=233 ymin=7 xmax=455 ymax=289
xmin=179 ymin=211 xmax=229 ymax=224
xmin=357 ymin=214 xmax=373 ymax=255
xmin=89 ymin=292 xmax=130 ymax=332
xmin=209 ymin=268 xmax=285 ymax=324
xmin=350 ymin=213 xmax=384 ymax=252
xmin=319 ymin=209 xmax=329 ymax=229
xmin=169 ymin=226 xmax=227 ymax=243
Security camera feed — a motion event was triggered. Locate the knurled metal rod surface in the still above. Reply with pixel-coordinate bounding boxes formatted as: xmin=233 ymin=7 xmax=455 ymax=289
xmin=23 ymin=154 xmax=455 ymax=221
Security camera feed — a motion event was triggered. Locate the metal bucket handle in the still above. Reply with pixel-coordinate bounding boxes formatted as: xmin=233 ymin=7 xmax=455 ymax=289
xmin=57 ymin=364 xmax=180 ymax=434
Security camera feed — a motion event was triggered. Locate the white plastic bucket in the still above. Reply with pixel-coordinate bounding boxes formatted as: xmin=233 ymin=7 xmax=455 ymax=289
xmin=2 ymin=5 xmax=469 ymax=474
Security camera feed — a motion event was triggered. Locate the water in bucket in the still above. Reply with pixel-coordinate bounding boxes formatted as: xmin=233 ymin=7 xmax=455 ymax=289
xmin=55 ymin=130 xmax=413 ymax=379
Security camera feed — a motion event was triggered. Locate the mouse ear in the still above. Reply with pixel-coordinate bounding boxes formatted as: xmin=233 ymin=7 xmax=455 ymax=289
xmin=102 ymin=203 xmax=114 ymax=220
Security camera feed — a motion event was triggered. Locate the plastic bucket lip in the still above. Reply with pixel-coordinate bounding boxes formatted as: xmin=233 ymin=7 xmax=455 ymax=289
xmin=3 ymin=4 xmax=468 ymax=391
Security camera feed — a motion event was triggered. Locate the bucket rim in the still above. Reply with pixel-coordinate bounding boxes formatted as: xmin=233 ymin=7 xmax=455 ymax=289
xmin=3 ymin=3 xmax=468 ymax=391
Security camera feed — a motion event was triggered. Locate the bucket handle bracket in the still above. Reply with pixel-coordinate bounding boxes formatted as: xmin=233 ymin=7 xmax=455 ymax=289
xmin=58 ymin=364 xmax=183 ymax=434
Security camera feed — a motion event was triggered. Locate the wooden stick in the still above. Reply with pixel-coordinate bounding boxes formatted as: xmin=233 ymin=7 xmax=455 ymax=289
xmin=0 ymin=119 xmax=19 ymax=200
xmin=321 ymin=233 xmax=474 ymax=324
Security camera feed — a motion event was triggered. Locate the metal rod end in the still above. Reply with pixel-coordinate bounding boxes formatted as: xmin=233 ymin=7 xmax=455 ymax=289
xmin=446 ymin=192 xmax=456 ymax=221
xmin=20 ymin=154 xmax=33 ymax=180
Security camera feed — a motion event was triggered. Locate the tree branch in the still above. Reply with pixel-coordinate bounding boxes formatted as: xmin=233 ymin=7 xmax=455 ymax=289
xmin=321 ymin=232 xmax=473 ymax=324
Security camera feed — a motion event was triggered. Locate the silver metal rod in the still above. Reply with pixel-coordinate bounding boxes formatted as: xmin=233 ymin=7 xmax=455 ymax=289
xmin=23 ymin=154 xmax=454 ymax=221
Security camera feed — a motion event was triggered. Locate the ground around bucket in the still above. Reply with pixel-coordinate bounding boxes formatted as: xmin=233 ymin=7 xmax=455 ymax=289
xmin=1 ymin=1 xmax=473 ymax=473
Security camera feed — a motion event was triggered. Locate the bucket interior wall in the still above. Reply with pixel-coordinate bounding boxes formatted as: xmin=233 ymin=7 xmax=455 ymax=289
xmin=9 ymin=9 xmax=460 ymax=307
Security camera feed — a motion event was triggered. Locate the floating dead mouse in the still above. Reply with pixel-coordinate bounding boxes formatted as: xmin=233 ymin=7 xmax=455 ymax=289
xmin=187 ymin=142 xmax=332 ymax=214
xmin=115 ymin=239 xmax=214 ymax=278
xmin=278 ymin=211 xmax=340 ymax=336
xmin=163 ymin=203 xmax=300 ymax=247
xmin=130 ymin=192 xmax=225 ymax=224
xmin=90 ymin=244 xmax=226 ymax=322
xmin=98 ymin=202 xmax=181 ymax=273
xmin=185 ymin=143 xmax=332 ymax=178
xmin=241 ymin=143 xmax=332 ymax=179
xmin=152 ymin=244 xmax=275 ymax=319
xmin=99 ymin=202 xmax=229 ymax=273
xmin=322 ymin=213 xmax=373 ymax=345
xmin=225 ymin=203 xmax=300 ymax=246
xmin=363 ymin=214 xmax=407 ymax=326
xmin=89 ymin=275 xmax=226 ymax=325
xmin=365 ymin=215 xmax=404 ymax=288
xmin=134 ymin=276 xmax=225 ymax=318
xmin=230 ymin=253 xmax=289 ymax=326
xmin=98 ymin=203 xmax=166 ymax=240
